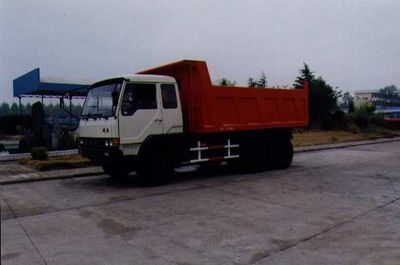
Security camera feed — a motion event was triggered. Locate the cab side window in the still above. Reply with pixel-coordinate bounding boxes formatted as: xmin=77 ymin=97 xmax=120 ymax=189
xmin=161 ymin=84 xmax=177 ymax=109
xmin=121 ymin=83 xmax=157 ymax=116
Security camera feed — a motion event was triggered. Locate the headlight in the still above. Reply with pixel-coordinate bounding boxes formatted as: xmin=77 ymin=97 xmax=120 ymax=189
xmin=111 ymin=138 xmax=120 ymax=146
xmin=105 ymin=138 xmax=119 ymax=147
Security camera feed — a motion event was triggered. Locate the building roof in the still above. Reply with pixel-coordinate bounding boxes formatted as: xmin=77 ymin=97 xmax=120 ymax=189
xmin=355 ymin=89 xmax=400 ymax=95
xmin=354 ymin=90 xmax=379 ymax=94
xmin=13 ymin=68 xmax=92 ymax=98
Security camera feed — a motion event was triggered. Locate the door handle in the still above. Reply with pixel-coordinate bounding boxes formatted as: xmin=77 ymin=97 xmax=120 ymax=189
xmin=155 ymin=118 xmax=163 ymax=122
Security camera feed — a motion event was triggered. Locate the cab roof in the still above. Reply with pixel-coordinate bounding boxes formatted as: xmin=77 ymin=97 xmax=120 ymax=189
xmin=95 ymin=74 xmax=176 ymax=85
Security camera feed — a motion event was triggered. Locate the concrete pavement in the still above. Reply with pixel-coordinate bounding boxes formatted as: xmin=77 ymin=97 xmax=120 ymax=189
xmin=1 ymin=141 xmax=400 ymax=264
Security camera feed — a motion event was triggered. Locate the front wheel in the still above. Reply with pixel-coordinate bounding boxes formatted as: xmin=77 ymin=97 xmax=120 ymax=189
xmin=102 ymin=163 xmax=130 ymax=179
xmin=136 ymin=153 xmax=174 ymax=186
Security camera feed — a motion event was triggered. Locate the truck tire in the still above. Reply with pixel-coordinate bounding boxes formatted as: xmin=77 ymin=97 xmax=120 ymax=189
xmin=102 ymin=163 xmax=130 ymax=179
xmin=270 ymin=139 xmax=293 ymax=169
xmin=136 ymin=152 xmax=174 ymax=186
xmin=239 ymin=140 xmax=267 ymax=173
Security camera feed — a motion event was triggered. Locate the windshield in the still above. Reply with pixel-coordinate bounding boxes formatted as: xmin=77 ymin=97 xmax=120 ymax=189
xmin=82 ymin=82 xmax=122 ymax=118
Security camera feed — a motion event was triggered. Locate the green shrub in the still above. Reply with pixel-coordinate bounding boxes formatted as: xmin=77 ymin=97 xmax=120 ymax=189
xmin=353 ymin=103 xmax=374 ymax=128
xmin=354 ymin=112 xmax=369 ymax=128
xmin=332 ymin=109 xmax=345 ymax=122
xmin=369 ymin=114 xmax=386 ymax=127
xmin=348 ymin=123 xmax=360 ymax=134
xmin=0 ymin=114 xmax=20 ymax=134
xmin=320 ymin=116 xmax=334 ymax=130
xmin=0 ymin=114 xmax=32 ymax=135
xmin=356 ymin=102 xmax=376 ymax=114
xmin=18 ymin=137 xmax=32 ymax=152
xmin=31 ymin=146 xmax=48 ymax=161
xmin=58 ymin=133 xmax=76 ymax=150
xmin=332 ymin=109 xmax=348 ymax=128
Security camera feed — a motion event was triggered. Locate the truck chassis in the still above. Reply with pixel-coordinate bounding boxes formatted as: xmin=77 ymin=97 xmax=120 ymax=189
xmin=80 ymin=127 xmax=293 ymax=184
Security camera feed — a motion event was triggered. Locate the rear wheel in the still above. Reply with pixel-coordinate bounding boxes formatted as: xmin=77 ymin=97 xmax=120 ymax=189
xmin=270 ymin=138 xmax=293 ymax=169
xmin=238 ymin=136 xmax=293 ymax=172
xmin=238 ymin=140 xmax=268 ymax=173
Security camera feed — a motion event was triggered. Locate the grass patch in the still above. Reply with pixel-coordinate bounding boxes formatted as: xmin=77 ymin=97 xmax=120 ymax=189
xmin=19 ymin=155 xmax=91 ymax=171
xmin=293 ymin=128 xmax=400 ymax=147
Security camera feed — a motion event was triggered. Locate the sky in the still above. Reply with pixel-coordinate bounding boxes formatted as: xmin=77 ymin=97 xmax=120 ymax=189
xmin=1 ymin=0 xmax=399 ymax=103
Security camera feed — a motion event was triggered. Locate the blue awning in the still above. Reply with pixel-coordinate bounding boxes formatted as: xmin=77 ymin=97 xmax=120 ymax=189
xmin=13 ymin=68 xmax=91 ymax=98
xmin=375 ymin=106 xmax=400 ymax=113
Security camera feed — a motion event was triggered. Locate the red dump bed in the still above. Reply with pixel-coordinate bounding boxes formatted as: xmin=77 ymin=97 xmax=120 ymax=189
xmin=139 ymin=60 xmax=308 ymax=133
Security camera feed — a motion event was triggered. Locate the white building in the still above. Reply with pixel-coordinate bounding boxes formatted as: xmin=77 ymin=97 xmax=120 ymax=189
xmin=354 ymin=90 xmax=400 ymax=106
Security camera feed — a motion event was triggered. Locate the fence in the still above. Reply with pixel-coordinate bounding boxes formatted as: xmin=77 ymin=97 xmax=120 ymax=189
xmin=0 ymin=149 xmax=79 ymax=162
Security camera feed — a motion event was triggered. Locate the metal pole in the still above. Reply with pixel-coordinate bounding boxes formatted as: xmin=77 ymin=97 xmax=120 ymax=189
xmin=18 ymin=97 xmax=22 ymax=116
xmin=69 ymin=96 xmax=72 ymax=126
xmin=18 ymin=97 xmax=22 ymax=134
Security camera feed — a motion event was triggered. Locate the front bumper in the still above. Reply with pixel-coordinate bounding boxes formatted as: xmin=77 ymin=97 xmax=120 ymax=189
xmin=79 ymin=146 xmax=122 ymax=161
xmin=78 ymin=137 xmax=123 ymax=162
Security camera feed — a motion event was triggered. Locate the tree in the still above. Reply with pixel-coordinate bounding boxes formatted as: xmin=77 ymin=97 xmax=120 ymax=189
xmin=294 ymin=64 xmax=339 ymax=124
xmin=378 ymin=85 xmax=399 ymax=106
xmin=0 ymin=102 xmax=10 ymax=116
xmin=379 ymin=85 xmax=398 ymax=95
xmin=19 ymin=104 xmax=25 ymax=115
xmin=248 ymin=77 xmax=256 ymax=87
xmin=293 ymin=63 xmax=314 ymax=89
xmin=46 ymin=103 xmax=55 ymax=117
xmin=10 ymin=103 xmax=19 ymax=115
xmin=217 ymin=78 xmax=236 ymax=86
xmin=348 ymin=101 xmax=355 ymax=113
xmin=25 ymin=103 xmax=32 ymax=115
xmin=72 ymin=104 xmax=82 ymax=117
xmin=340 ymin=91 xmax=355 ymax=111
xmin=258 ymin=72 xmax=267 ymax=88
xmin=31 ymin=102 xmax=45 ymax=147
xmin=309 ymin=77 xmax=339 ymax=122
xmin=248 ymin=71 xmax=267 ymax=88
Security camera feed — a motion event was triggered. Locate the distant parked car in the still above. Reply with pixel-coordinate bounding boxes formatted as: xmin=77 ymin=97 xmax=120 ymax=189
xmin=384 ymin=112 xmax=400 ymax=127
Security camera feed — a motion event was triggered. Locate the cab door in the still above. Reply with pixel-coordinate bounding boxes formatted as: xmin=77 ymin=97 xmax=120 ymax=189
xmin=118 ymin=82 xmax=163 ymax=144
xmin=160 ymin=83 xmax=183 ymax=134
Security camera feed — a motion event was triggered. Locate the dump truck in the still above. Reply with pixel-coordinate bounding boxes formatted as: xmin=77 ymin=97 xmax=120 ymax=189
xmin=77 ymin=60 xmax=308 ymax=184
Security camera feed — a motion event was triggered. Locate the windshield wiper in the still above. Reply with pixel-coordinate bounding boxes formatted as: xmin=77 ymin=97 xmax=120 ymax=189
xmin=96 ymin=113 xmax=109 ymax=120
xmin=82 ymin=112 xmax=109 ymax=120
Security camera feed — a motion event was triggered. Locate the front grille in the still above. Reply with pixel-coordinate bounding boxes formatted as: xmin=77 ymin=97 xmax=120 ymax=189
xmin=79 ymin=138 xmax=107 ymax=148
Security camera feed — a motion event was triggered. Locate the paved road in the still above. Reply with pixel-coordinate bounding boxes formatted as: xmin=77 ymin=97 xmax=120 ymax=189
xmin=1 ymin=142 xmax=400 ymax=265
